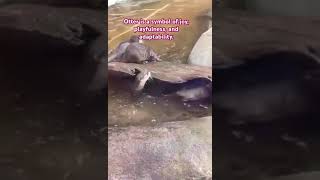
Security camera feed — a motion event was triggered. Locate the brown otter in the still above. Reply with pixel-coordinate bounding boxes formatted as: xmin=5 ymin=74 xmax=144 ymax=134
xmin=108 ymin=35 xmax=141 ymax=63
xmin=131 ymin=69 xmax=152 ymax=96
xmin=176 ymin=82 xmax=212 ymax=101
xmin=122 ymin=42 xmax=161 ymax=64
xmin=108 ymin=35 xmax=161 ymax=64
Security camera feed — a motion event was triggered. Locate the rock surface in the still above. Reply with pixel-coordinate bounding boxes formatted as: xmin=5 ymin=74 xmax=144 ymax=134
xmin=213 ymin=8 xmax=320 ymax=62
xmin=0 ymin=4 xmax=105 ymax=55
xmin=108 ymin=116 xmax=212 ymax=179
xmin=0 ymin=4 xmax=106 ymax=95
xmin=188 ymin=27 xmax=212 ymax=67
xmin=108 ymin=61 xmax=212 ymax=83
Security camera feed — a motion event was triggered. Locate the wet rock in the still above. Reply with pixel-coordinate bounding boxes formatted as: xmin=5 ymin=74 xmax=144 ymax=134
xmin=0 ymin=4 xmax=107 ymax=96
xmin=213 ymin=9 xmax=320 ymax=62
xmin=0 ymin=4 xmax=105 ymax=51
xmin=108 ymin=116 xmax=212 ymax=179
xmin=106 ymin=61 xmax=212 ymax=99
xmin=188 ymin=28 xmax=212 ymax=67
xmin=108 ymin=61 xmax=212 ymax=84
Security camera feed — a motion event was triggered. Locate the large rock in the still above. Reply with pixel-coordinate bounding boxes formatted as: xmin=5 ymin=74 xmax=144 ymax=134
xmin=188 ymin=28 xmax=212 ymax=67
xmin=0 ymin=4 xmax=107 ymax=95
xmin=108 ymin=0 xmax=118 ymax=7
xmin=108 ymin=116 xmax=212 ymax=179
xmin=213 ymin=9 xmax=320 ymax=62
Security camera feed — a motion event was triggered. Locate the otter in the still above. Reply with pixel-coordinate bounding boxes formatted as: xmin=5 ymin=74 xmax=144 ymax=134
xmin=176 ymin=82 xmax=212 ymax=101
xmin=131 ymin=69 xmax=152 ymax=96
xmin=122 ymin=42 xmax=161 ymax=64
xmin=108 ymin=35 xmax=161 ymax=64
xmin=108 ymin=35 xmax=141 ymax=63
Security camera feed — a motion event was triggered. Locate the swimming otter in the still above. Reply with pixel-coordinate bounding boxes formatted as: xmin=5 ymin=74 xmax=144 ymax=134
xmin=131 ymin=69 xmax=152 ymax=96
xmin=108 ymin=35 xmax=141 ymax=63
xmin=176 ymin=82 xmax=212 ymax=101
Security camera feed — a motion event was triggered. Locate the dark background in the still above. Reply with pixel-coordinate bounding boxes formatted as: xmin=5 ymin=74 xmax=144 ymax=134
xmin=0 ymin=1 xmax=106 ymax=180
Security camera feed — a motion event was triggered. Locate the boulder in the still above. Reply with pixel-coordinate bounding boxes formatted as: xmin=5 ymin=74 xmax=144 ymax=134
xmin=188 ymin=28 xmax=212 ymax=67
xmin=108 ymin=116 xmax=212 ymax=179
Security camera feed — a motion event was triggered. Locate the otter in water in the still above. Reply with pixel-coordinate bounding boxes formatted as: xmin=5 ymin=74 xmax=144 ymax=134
xmin=108 ymin=35 xmax=141 ymax=63
xmin=176 ymin=82 xmax=212 ymax=101
xmin=131 ymin=69 xmax=152 ymax=96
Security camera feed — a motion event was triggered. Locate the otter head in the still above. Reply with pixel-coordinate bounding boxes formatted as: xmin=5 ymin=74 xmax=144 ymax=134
xmin=129 ymin=35 xmax=143 ymax=43
xmin=132 ymin=69 xmax=152 ymax=93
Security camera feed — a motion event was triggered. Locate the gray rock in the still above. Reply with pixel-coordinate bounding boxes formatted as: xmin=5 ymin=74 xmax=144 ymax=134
xmin=108 ymin=116 xmax=212 ymax=179
xmin=188 ymin=28 xmax=212 ymax=67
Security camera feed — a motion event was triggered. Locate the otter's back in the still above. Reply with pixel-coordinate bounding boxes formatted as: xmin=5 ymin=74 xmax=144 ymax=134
xmin=124 ymin=42 xmax=151 ymax=63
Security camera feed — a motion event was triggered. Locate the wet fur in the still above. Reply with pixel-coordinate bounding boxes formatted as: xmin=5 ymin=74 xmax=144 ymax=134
xmin=122 ymin=42 xmax=160 ymax=64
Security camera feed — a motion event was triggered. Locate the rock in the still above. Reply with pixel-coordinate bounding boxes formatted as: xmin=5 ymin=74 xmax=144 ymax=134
xmin=213 ymin=9 xmax=320 ymax=62
xmin=0 ymin=4 xmax=107 ymax=95
xmin=108 ymin=0 xmax=119 ymax=7
xmin=108 ymin=116 xmax=212 ymax=179
xmin=188 ymin=28 xmax=212 ymax=67
xmin=105 ymin=61 xmax=212 ymax=98
xmin=0 ymin=4 xmax=105 ymax=45
xmin=108 ymin=61 xmax=212 ymax=84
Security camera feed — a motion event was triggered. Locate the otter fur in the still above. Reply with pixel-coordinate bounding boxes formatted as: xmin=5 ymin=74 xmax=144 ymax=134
xmin=108 ymin=35 xmax=161 ymax=64
xmin=121 ymin=42 xmax=161 ymax=64
xmin=108 ymin=35 xmax=141 ymax=63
